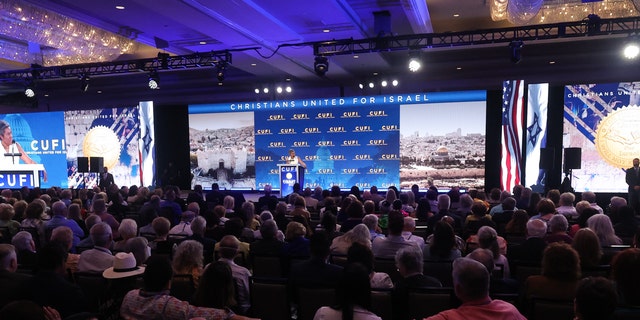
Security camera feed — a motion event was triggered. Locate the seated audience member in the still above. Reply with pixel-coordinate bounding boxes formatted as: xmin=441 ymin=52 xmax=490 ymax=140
xmin=362 ymin=214 xmax=384 ymax=242
xmin=314 ymin=263 xmax=382 ymax=320
xmin=392 ymin=246 xmax=442 ymax=320
xmin=401 ymin=216 xmax=425 ymax=250
xmin=571 ymin=228 xmax=603 ymax=269
xmin=218 ymin=235 xmax=251 ymax=315
xmin=464 ymin=200 xmax=496 ymax=238
xmin=185 ymin=216 xmax=215 ymax=261
xmin=339 ymin=200 xmax=365 ymax=233
xmin=92 ymin=198 xmax=120 ymax=240
xmin=426 ymin=216 xmax=466 ymax=253
xmin=169 ymin=210 xmax=196 ymax=236
xmin=77 ymin=214 xmax=102 ymax=249
xmin=45 ymin=201 xmax=85 ymax=249
xmin=0 ymin=203 xmax=20 ymax=239
xmin=455 ymin=194 xmax=473 ymax=217
xmin=289 ymin=233 xmax=343 ymax=289
xmin=611 ymin=248 xmax=640 ymax=306
xmin=11 ymin=230 xmax=37 ymax=268
xmin=49 ymin=226 xmax=80 ymax=273
xmin=347 ymin=242 xmax=393 ymax=289
xmin=77 ymin=222 xmax=114 ymax=273
xmin=331 ymin=224 xmax=371 ymax=256
xmin=607 ymin=196 xmax=628 ymax=225
xmin=414 ymin=198 xmax=434 ymax=222
xmin=282 ymin=221 xmax=310 ymax=258
xmin=23 ymin=243 xmax=89 ymax=318
xmin=138 ymin=195 xmax=160 ymax=235
xmin=213 ymin=218 xmax=250 ymax=260
xmin=316 ymin=212 xmax=342 ymax=242
xmin=613 ymin=205 xmax=639 ymax=239
xmin=490 ymin=197 xmax=515 ymax=226
xmin=587 ymin=213 xmax=622 ymax=246
xmin=477 ymin=226 xmax=510 ymax=278
xmin=101 ymin=252 xmax=147 ymax=320
xmin=427 ymin=194 xmax=462 ymax=232
xmin=529 ymin=198 xmax=556 ymax=225
xmin=557 ymin=192 xmax=578 ymax=220
xmin=20 ymin=201 xmax=46 ymax=246
xmin=489 ymin=190 xmax=512 ymax=216
xmin=544 ymin=214 xmax=572 ymax=244
xmin=372 ymin=211 xmax=420 ymax=259
xmin=425 ymin=257 xmax=526 ymax=320
xmin=467 ymin=248 xmax=518 ymax=295
xmin=149 ymin=217 xmax=172 ymax=255
xmin=114 ymin=218 xmax=139 ymax=252
xmin=120 ymin=255 xmax=243 ymax=320
xmin=172 ymin=240 xmax=204 ymax=289
xmin=0 ymin=244 xmax=29 ymax=309
xmin=570 ymin=205 xmax=599 ymax=237
xmin=192 ymin=261 xmax=237 ymax=311
xmin=424 ymin=220 xmax=462 ymax=261
xmin=249 ymin=220 xmax=284 ymax=260
xmin=504 ymin=209 xmax=529 ymax=236
xmin=573 ymin=276 xmax=618 ymax=320
xmin=257 ymin=184 xmax=278 ymax=212
xmin=581 ymin=191 xmax=603 ymax=214
xmin=303 ymin=187 xmax=319 ymax=211
xmin=524 ymin=243 xmax=581 ymax=303
xmin=508 ymin=219 xmax=547 ymax=266
xmin=126 ymin=237 xmax=150 ymax=266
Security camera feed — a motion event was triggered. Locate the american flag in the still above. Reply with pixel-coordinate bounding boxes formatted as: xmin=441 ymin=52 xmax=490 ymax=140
xmin=501 ymin=80 xmax=525 ymax=191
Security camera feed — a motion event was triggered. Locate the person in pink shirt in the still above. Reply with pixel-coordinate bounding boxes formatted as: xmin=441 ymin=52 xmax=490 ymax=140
xmin=424 ymin=257 xmax=525 ymax=320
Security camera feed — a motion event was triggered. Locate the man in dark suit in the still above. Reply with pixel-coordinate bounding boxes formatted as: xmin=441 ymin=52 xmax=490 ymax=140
xmin=98 ymin=166 xmax=114 ymax=191
xmin=625 ymin=158 xmax=640 ymax=213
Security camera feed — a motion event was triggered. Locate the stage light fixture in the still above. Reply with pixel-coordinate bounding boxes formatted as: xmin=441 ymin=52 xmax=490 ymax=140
xmin=25 ymin=88 xmax=35 ymax=98
xmin=276 ymin=86 xmax=283 ymax=94
xmin=254 ymin=88 xmax=260 ymax=94
xmin=148 ymin=70 xmax=160 ymax=90
xmin=358 ymin=83 xmax=364 ymax=90
xmin=381 ymin=80 xmax=388 ymax=87
xmin=509 ymin=40 xmax=524 ymax=63
xmin=368 ymin=82 xmax=375 ymax=88
xmin=392 ymin=79 xmax=399 ymax=86
xmin=79 ymin=73 xmax=90 ymax=92
xmin=314 ymin=56 xmax=329 ymax=76
xmin=623 ymin=41 xmax=640 ymax=59
xmin=216 ymin=61 xmax=227 ymax=83
xmin=285 ymin=86 xmax=292 ymax=93
xmin=408 ymin=51 xmax=422 ymax=72
xmin=263 ymin=87 xmax=269 ymax=94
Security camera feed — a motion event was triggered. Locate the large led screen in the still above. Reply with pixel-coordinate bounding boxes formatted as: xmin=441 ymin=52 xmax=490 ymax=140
xmin=189 ymin=91 xmax=486 ymax=191
xmin=563 ymin=82 xmax=640 ymax=192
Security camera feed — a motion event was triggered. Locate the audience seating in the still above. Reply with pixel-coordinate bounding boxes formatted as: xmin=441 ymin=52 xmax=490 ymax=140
xmin=249 ymin=277 xmax=290 ymax=320
xmin=374 ymin=257 xmax=402 ymax=284
xmin=0 ymin=226 xmax=11 ymax=243
xmin=328 ymin=253 xmax=348 ymax=267
xmin=602 ymin=245 xmax=631 ymax=264
xmin=528 ymin=296 xmax=574 ymax=320
xmin=295 ymin=286 xmax=335 ymax=320
xmin=511 ymin=261 xmax=541 ymax=286
xmin=251 ymin=255 xmax=284 ymax=278
xmin=370 ymin=289 xmax=393 ymax=320
xmin=169 ymin=274 xmax=196 ymax=302
xmin=73 ymin=271 xmax=109 ymax=313
xmin=423 ymin=260 xmax=454 ymax=287
xmin=407 ymin=287 xmax=455 ymax=319
xmin=581 ymin=264 xmax=611 ymax=278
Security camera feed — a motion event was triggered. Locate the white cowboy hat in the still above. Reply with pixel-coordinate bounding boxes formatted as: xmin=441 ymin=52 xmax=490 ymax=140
xmin=102 ymin=252 xmax=145 ymax=279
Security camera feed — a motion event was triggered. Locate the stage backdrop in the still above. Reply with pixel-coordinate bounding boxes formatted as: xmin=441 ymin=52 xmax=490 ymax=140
xmin=0 ymin=112 xmax=67 ymax=188
xmin=563 ymin=81 xmax=640 ymax=192
xmin=189 ymin=91 xmax=486 ymax=191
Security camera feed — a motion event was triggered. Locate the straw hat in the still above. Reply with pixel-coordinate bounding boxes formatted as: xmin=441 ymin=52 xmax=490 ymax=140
xmin=102 ymin=252 xmax=145 ymax=279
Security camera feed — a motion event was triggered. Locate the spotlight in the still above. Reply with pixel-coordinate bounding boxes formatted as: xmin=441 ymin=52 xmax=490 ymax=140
xmin=285 ymin=86 xmax=292 ymax=93
xmin=392 ymin=79 xmax=399 ymax=87
xmin=79 ymin=73 xmax=90 ymax=92
xmin=314 ymin=56 xmax=329 ymax=76
xmin=254 ymin=88 xmax=260 ymax=94
xmin=276 ymin=86 xmax=283 ymax=94
xmin=381 ymin=80 xmax=388 ymax=87
xmin=368 ymin=82 xmax=375 ymax=88
xmin=216 ymin=61 xmax=227 ymax=83
xmin=263 ymin=87 xmax=269 ymax=94
xmin=509 ymin=40 xmax=524 ymax=63
xmin=408 ymin=51 xmax=422 ymax=72
xmin=25 ymin=88 xmax=35 ymax=98
xmin=623 ymin=42 xmax=640 ymax=59
xmin=148 ymin=70 xmax=160 ymax=90
xmin=358 ymin=83 xmax=364 ymax=90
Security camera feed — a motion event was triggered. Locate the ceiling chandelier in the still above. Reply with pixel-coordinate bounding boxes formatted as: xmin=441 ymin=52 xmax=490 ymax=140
xmin=491 ymin=0 xmax=640 ymax=25
xmin=0 ymin=0 xmax=137 ymax=66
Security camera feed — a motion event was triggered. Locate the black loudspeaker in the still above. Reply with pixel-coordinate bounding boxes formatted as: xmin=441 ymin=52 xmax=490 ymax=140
xmin=77 ymin=157 xmax=89 ymax=172
xmin=89 ymin=157 xmax=104 ymax=173
xmin=564 ymin=148 xmax=582 ymax=170
xmin=539 ymin=148 xmax=555 ymax=170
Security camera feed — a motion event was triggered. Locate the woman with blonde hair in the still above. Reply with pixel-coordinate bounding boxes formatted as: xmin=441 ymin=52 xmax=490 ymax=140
xmin=572 ymin=228 xmax=603 ymax=268
xmin=330 ymin=224 xmax=371 ymax=255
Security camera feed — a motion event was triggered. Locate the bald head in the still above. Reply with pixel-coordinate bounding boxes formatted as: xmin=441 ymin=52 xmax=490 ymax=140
xmin=219 ymin=235 xmax=240 ymax=259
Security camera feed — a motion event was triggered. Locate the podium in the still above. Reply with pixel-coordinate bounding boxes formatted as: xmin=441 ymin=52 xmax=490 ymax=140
xmin=277 ymin=164 xmax=305 ymax=197
xmin=0 ymin=164 xmax=45 ymax=188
